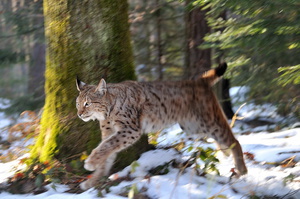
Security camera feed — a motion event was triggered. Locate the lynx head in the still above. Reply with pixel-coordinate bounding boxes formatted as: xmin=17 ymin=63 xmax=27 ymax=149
xmin=76 ymin=78 xmax=108 ymax=122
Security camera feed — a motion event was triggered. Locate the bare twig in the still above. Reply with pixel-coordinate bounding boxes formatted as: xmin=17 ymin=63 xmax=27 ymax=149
xmin=230 ymin=103 xmax=246 ymax=128
xmin=278 ymin=151 xmax=300 ymax=155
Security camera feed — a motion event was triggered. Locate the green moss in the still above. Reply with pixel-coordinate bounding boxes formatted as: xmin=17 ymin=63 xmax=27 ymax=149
xmin=30 ymin=0 xmax=148 ymax=175
xmin=30 ymin=0 xmax=84 ymax=162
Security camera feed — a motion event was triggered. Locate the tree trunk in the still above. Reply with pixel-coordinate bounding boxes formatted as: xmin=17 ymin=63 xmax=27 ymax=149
xmin=27 ymin=0 xmax=45 ymax=99
xmin=155 ymin=0 xmax=164 ymax=80
xmin=220 ymin=79 xmax=234 ymax=119
xmin=184 ymin=3 xmax=234 ymax=119
xmin=214 ymin=11 xmax=234 ymax=119
xmin=28 ymin=9 xmax=45 ymax=99
xmin=184 ymin=2 xmax=211 ymax=79
xmin=28 ymin=42 xmax=45 ymax=98
xmin=215 ymin=79 xmax=234 ymax=119
xmin=30 ymin=0 xmax=149 ymax=173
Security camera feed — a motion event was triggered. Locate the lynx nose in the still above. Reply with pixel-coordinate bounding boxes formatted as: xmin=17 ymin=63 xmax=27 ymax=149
xmin=78 ymin=112 xmax=83 ymax=118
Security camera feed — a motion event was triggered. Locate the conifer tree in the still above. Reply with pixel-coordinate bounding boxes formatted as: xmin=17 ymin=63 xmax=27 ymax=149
xmin=197 ymin=0 xmax=300 ymax=115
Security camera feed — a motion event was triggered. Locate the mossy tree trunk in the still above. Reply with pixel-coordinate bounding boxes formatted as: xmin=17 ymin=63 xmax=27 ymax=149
xmin=30 ymin=0 xmax=149 ymax=171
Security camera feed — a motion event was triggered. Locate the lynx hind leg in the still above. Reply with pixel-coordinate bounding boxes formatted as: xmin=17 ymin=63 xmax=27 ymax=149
xmin=230 ymin=138 xmax=248 ymax=175
xmin=180 ymin=120 xmax=247 ymax=175
xmin=215 ymin=142 xmax=231 ymax=157
xmin=212 ymin=127 xmax=248 ymax=176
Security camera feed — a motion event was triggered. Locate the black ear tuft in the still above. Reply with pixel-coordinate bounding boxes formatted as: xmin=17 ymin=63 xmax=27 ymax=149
xmin=216 ymin=62 xmax=227 ymax=77
xmin=76 ymin=76 xmax=80 ymax=85
xmin=76 ymin=76 xmax=86 ymax=91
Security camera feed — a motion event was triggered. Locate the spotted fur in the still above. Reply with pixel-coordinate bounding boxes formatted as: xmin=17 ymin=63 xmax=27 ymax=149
xmin=76 ymin=63 xmax=247 ymax=190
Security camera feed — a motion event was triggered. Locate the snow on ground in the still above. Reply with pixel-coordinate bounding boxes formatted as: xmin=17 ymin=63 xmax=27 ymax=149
xmin=0 ymin=183 xmax=100 ymax=199
xmin=0 ymin=156 xmax=27 ymax=184
xmin=0 ymin=87 xmax=300 ymax=199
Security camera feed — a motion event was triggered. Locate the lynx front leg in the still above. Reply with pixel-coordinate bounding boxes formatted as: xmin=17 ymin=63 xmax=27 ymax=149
xmin=84 ymin=125 xmax=115 ymax=171
xmin=80 ymin=165 xmax=105 ymax=190
xmin=80 ymin=153 xmax=117 ymax=190
xmin=100 ymin=120 xmax=114 ymax=141
xmin=81 ymin=129 xmax=142 ymax=190
xmin=84 ymin=149 xmax=104 ymax=171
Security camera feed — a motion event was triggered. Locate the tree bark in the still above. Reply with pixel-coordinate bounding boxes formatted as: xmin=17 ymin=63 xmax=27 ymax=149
xmin=184 ymin=3 xmax=211 ymax=79
xmin=27 ymin=0 xmax=45 ymax=98
xmin=30 ymin=0 xmax=149 ymax=173
xmin=215 ymin=79 xmax=234 ymax=119
xmin=221 ymin=79 xmax=234 ymax=119
xmin=184 ymin=3 xmax=234 ymax=119
xmin=28 ymin=42 xmax=45 ymax=98
xmin=155 ymin=0 xmax=164 ymax=80
xmin=214 ymin=11 xmax=234 ymax=119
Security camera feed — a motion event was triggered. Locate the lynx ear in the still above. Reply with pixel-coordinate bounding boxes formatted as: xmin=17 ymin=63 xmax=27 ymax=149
xmin=95 ymin=78 xmax=107 ymax=95
xmin=76 ymin=77 xmax=86 ymax=91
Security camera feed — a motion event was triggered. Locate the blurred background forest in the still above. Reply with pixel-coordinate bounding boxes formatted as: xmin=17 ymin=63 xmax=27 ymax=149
xmin=0 ymin=0 xmax=299 ymax=118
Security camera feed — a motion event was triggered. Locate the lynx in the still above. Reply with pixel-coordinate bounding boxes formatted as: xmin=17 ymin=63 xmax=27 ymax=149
xmin=76 ymin=63 xmax=247 ymax=190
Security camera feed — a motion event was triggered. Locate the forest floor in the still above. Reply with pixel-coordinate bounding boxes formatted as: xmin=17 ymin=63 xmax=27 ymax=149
xmin=0 ymin=87 xmax=299 ymax=199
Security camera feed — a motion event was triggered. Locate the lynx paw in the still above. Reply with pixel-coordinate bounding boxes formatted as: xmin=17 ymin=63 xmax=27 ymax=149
xmin=80 ymin=180 xmax=94 ymax=190
xmin=84 ymin=158 xmax=97 ymax=171
xmin=237 ymin=165 xmax=248 ymax=176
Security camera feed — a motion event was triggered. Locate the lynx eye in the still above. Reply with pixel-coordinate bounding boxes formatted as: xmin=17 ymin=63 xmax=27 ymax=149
xmin=84 ymin=101 xmax=91 ymax=107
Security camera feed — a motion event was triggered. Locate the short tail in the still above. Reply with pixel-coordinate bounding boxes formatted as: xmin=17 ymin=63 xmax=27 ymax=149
xmin=201 ymin=62 xmax=227 ymax=85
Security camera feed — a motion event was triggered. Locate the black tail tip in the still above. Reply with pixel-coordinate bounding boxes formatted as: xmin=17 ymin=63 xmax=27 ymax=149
xmin=216 ymin=62 xmax=227 ymax=77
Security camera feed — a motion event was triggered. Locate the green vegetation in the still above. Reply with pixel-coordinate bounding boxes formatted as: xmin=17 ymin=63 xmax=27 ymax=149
xmin=1 ymin=0 xmax=299 ymax=194
xmin=194 ymin=0 xmax=300 ymax=116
